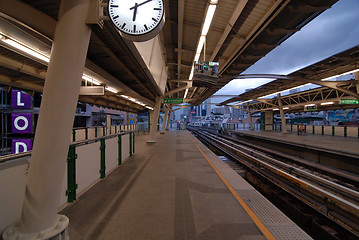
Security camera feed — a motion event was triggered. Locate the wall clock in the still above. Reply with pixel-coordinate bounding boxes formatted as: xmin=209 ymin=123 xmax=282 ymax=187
xmin=108 ymin=0 xmax=165 ymax=42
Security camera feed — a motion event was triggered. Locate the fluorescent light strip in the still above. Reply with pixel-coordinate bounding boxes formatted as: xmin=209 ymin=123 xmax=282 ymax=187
xmin=184 ymin=88 xmax=189 ymax=99
xmin=305 ymin=104 xmax=316 ymax=107
xmin=272 ymin=108 xmax=279 ymax=111
xmin=196 ymin=36 xmax=206 ymax=54
xmin=258 ymin=83 xmax=312 ymax=99
xmin=105 ymin=86 xmax=118 ymax=93
xmin=234 ymin=99 xmax=252 ymax=105
xmin=120 ymin=94 xmax=150 ymax=108
xmin=201 ymin=4 xmax=216 ymax=36
xmin=0 ymin=33 xmax=50 ymax=63
xmin=321 ymin=102 xmax=334 ymax=105
xmin=322 ymin=69 xmax=359 ymax=81
xmin=82 ymin=75 xmax=101 ymax=85
xmin=189 ymin=1 xmax=217 ymax=80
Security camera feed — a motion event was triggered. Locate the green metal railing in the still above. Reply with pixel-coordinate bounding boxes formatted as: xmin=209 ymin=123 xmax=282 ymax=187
xmin=66 ymin=131 xmax=135 ymax=202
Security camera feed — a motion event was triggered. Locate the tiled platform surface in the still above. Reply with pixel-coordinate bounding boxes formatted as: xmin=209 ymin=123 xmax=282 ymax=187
xmin=60 ymin=130 xmax=311 ymax=240
xmin=232 ymin=129 xmax=359 ymax=157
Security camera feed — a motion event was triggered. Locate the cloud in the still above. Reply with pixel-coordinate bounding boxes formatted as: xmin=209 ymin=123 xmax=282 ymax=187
xmin=217 ymin=0 xmax=359 ymax=96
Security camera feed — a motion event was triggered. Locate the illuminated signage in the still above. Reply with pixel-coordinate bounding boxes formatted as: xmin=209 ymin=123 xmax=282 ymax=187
xmin=163 ymin=98 xmax=184 ymax=104
xmin=341 ymin=99 xmax=359 ymax=104
xmin=10 ymin=90 xmax=33 ymax=154
xmin=12 ymin=139 xmax=32 ymax=154
xmin=11 ymin=90 xmax=31 ymax=109
xmin=12 ymin=113 xmax=32 ymax=133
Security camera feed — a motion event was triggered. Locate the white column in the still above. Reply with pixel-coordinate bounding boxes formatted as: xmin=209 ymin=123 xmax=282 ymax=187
xmin=147 ymin=96 xmax=162 ymax=143
xmin=166 ymin=108 xmax=172 ymax=130
xmin=277 ymin=93 xmax=288 ymax=133
xmin=160 ymin=106 xmax=169 ymax=134
xmin=18 ymin=0 xmax=92 ymax=236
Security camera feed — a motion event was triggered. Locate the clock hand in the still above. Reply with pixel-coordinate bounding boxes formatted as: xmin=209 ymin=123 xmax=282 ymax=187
xmin=130 ymin=0 xmax=152 ymax=10
xmin=132 ymin=3 xmax=138 ymax=21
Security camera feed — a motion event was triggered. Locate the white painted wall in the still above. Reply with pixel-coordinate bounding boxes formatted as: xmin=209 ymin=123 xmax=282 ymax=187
xmin=0 ymin=158 xmax=29 ymax=234
xmin=0 ymin=133 xmax=132 ymax=234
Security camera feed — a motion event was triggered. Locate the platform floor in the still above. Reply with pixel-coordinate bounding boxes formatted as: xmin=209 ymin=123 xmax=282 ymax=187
xmin=60 ymin=130 xmax=311 ymax=240
xmin=232 ymin=129 xmax=359 ymax=157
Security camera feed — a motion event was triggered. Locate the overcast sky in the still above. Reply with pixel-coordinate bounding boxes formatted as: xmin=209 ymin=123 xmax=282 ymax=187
xmin=215 ymin=0 xmax=359 ymax=97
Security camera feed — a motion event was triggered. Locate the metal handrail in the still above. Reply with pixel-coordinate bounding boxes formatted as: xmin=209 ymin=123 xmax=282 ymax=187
xmin=71 ymin=131 xmax=134 ymax=147
xmin=0 ymin=151 xmax=31 ymax=164
xmin=0 ymin=131 xmax=134 ymax=164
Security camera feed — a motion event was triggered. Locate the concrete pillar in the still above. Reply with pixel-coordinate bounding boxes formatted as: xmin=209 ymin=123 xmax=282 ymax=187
xmin=15 ymin=0 xmax=92 ymax=237
xmin=277 ymin=93 xmax=288 ymax=133
xmin=160 ymin=106 xmax=169 ymax=134
xmin=355 ymin=72 xmax=359 ymax=94
xmin=147 ymin=96 xmax=162 ymax=143
xmin=166 ymin=109 xmax=172 ymax=130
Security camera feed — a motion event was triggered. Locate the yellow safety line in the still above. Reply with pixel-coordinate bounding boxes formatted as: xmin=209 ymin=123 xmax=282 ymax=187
xmin=185 ymin=131 xmax=276 ymax=240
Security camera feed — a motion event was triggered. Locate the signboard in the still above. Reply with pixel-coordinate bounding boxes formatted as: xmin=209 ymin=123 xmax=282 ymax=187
xmin=304 ymin=105 xmax=317 ymax=111
xmin=12 ymin=139 xmax=32 ymax=154
xmin=10 ymin=89 xmax=33 ymax=154
xmin=163 ymin=98 xmax=183 ymax=104
xmin=341 ymin=99 xmax=359 ymax=104
xmin=11 ymin=90 xmax=31 ymax=109
xmin=12 ymin=113 xmax=32 ymax=133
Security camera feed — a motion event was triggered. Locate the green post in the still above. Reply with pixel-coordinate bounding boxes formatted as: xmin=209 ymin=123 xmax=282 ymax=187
xmin=118 ymin=134 xmax=122 ymax=165
xmin=72 ymin=129 xmax=76 ymax=142
xmin=322 ymin=125 xmax=324 ymax=135
xmin=66 ymin=145 xmax=77 ymax=202
xmin=103 ymin=126 xmax=105 ymax=136
xmin=115 ymin=125 xmax=117 ymax=133
xmin=279 ymin=124 xmax=281 ymax=132
xmin=100 ymin=139 xmax=106 ymax=179
xmin=85 ymin=128 xmax=88 ymax=140
xmin=129 ymin=132 xmax=133 ymax=157
xmin=312 ymin=125 xmax=315 ymax=135
xmin=344 ymin=126 xmax=347 ymax=137
xmin=304 ymin=125 xmax=307 ymax=133
xmin=133 ymin=131 xmax=135 ymax=154
xmin=95 ymin=127 xmax=98 ymax=138
xmin=332 ymin=126 xmax=335 ymax=136
xmin=297 ymin=124 xmax=299 ymax=132
xmin=120 ymin=125 xmax=122 ymax=131
xmin=291 ymin=124 xmax=293 ymax=132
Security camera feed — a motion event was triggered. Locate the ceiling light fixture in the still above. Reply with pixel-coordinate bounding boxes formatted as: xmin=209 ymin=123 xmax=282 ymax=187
xmin=321 ymin=69 xmax=359 ymax=81
xmin=234 ymin=99 xmax=252 ymax=105
xmin=105 ymin=86 xmax=118 ymax=93
xmin=184 ymin=88 xmax=189 ymax=99
xmin=258 ymin=83 xmax=312 ymax=99
xmin=189 ymin=1 xmax=217 ymax=81
xmin=0 ymin=33 xmax=50 ymax=63
xmin=320 ymin=102 xmax=334 ymax=105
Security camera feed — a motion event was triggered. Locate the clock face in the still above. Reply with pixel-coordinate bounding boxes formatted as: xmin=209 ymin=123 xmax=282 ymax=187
xmin=108 ymin=0 xmax=164 ymax=36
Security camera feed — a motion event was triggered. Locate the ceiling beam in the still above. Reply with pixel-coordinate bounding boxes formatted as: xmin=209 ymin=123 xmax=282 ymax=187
xmin=210 ymin=0 xmax=248 ymax=61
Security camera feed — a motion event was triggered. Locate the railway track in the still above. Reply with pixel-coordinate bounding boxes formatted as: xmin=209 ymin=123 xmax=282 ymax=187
xmin=189 ymin=128 xmax=359 ymax=240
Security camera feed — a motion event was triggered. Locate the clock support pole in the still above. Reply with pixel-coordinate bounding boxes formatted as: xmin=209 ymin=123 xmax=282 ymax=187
xmin=2 ymin=0 xmax=92 ymax=239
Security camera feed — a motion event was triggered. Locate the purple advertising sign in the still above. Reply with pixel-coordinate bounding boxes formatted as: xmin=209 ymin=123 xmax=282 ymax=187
xmin=11 ymin=89 xmax=31 ymax=109
xmin=12 ymin=113 xmax=32 ymax=133
xmin=12 ymin=139 xmax=32 ymax=154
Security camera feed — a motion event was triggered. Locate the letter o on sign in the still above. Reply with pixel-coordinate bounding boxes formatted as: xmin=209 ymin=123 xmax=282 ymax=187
xmin=14 ymin=116 xmax=29 ymax=131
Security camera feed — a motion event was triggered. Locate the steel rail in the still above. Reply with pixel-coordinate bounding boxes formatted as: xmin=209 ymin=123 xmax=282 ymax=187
xmin=197 ymin=130 xmax=359 ymax=220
